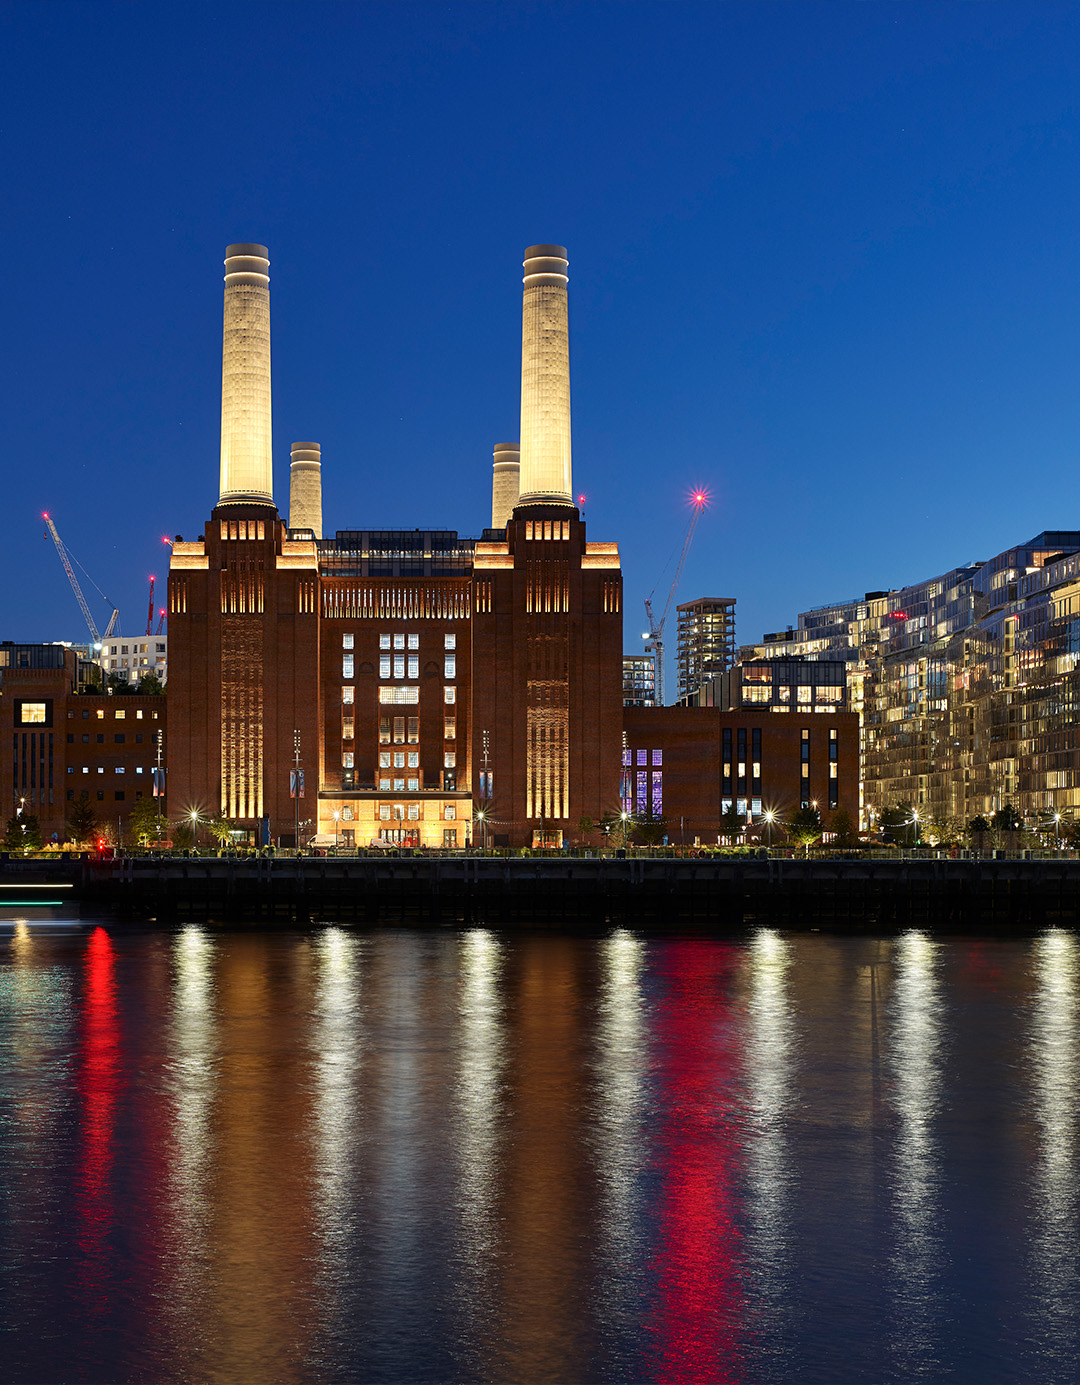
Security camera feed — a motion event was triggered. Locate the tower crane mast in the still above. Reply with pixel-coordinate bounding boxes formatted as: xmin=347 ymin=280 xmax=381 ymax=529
xmin=644 ymin=492 xmax=706 ymax=706
xmin=43 ymin=513 xmax=119 ymax=644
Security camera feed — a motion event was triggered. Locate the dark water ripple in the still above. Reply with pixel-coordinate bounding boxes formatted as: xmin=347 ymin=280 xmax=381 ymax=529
xmin=0 ymin=921 xmax=1077 ymax=1384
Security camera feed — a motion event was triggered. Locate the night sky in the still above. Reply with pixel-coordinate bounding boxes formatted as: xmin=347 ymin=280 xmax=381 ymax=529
xmin=5 ymin=1 xmax=1080 ymax=682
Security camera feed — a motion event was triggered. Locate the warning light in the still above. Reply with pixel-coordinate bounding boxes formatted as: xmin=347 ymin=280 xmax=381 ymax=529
xmin=689 ymin=487 xmax=710 ymax=508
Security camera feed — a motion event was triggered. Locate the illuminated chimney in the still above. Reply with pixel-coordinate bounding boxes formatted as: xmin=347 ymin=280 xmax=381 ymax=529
xmin=490 ymin=443 xmax=520 ymax=529
xmin=517 ymin=245 xmax=573 ymax=507
xmin=218 ymin=243 xmax=273 ymax=506
xmin=289 ymin=443 xmax=322 ymax=537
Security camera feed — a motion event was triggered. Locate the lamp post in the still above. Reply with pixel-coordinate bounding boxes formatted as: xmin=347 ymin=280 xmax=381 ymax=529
xmin=1055 ymin=812 xmax=1062 ymax=852
xmin=332 ymin=810 xmax=341 ymax=851
xmin=911 ymin=807 xmax=920 ymax=850
xmin=764 ymin=809 xmax=775 ymax=851
xmin=476 ymin=809 xmax=486 ymax=853
xmin=190 ymin=809 xmax=199 ymax=855
xmin=619 ymin=810 xmax=630 ymax=850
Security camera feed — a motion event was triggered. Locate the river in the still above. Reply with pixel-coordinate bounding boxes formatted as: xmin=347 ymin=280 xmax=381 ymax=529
xmin=0 ymin=920 xmax=1076 ymax=1383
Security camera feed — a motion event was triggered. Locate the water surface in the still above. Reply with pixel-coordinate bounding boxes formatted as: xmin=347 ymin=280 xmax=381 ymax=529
xmin=0 ymin=921 xmax=1076 ymax=1383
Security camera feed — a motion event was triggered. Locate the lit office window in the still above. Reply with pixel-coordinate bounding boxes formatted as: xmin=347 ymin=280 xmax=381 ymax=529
xmin=343 ymin=634 xmax=354 ymax=650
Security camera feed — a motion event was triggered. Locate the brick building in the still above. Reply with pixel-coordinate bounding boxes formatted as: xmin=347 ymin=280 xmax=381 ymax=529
xmin=623 ymin=706 xmax=859 ymax=844
xmin=0 ymin=646 xmax=165 ymax=842
xmin=167 ymin=243 xmax=622 ymax=848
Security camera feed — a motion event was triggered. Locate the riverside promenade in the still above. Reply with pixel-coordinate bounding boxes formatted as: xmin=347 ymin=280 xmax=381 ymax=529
xmin=3 ymin=853 xmax=1080 ymax=928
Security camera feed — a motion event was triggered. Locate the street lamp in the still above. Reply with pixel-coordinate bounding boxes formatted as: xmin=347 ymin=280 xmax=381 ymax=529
xmin=911 ymin=807 xmax=920 ymax=850
xmin=332 ymin=810 xmax=341 ymax=851
xmin=1055 ymin=812 xmax=1062 ymax=851
xmin=619 ymin=810 xmax=630 ymax=850
xmin=476 ymin=808 xmax=486 ymax=853
xmin=764 ymin=809 xmax=775 ymax=851
xmin=189 ymin=809 xmax=199 ymax=854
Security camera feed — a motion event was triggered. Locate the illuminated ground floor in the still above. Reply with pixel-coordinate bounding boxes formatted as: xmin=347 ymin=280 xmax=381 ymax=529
xmin=317 ymin=793 xmax=474 ymax=849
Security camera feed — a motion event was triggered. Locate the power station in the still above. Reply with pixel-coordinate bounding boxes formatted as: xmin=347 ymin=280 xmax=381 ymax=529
xmin=167 ymin=243 xmax=624 ymax=847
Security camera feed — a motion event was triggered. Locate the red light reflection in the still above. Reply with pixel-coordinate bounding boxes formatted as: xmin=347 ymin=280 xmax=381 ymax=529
xmin=75 ymin=927 xmax=120 ymax=1316
xmin=648 ymin=941 xmax=743 ymax=1383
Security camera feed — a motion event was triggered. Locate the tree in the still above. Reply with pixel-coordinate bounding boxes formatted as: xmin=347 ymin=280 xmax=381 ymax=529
xmin=786 ymin=805 xmax=822 ymax=855
xmin=136 ymin=671 xmax=164 ymax=696
xmin=127 ymin=797 xmax=162 ymax=845
xmin=634 ymin=805 xmax=667 ymax=846
xmin=66 ymin=791 xmax=97 ymax=846
xmin=967 ymin=815 xmax=992 ymax=852
xmin=878 ymin=804 xmax=915 ymax=846
xmin=720 ymin=803 xmax=744 ymax=844
xmin=207 ymin=813 xmax=234 ymax=847
xmin=3 ymin=813 xmax=41 ymax=851
xmin=828 ymin=808 xmax=858 ymax=846
xmin=577 ymin=815 xmax=595 ymax=841
xmin=171 ymin=821 xmax=194 ymax=851
xmin=993 ymin=804 xmax=1023 ymax=833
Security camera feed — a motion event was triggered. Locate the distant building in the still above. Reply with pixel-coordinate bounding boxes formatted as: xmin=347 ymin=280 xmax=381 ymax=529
xmin=676 ymin=598 xmax=735 ymax=703
xmin=746 ymin=532 xmax=1080 ymax=826
xmin=716 ymin=657 xmax=847 ymax=714
xmin=98 ymin=635 xmax=168 ymax=686
xmin=0 ymin=646 xmax=165 ymax=842
xmin=622 ymin=654 xmax=656 ymax=707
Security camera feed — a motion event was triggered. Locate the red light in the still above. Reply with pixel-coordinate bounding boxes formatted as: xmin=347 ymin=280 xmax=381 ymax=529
xmin=577 ymin=494 xmax=586 ymax=506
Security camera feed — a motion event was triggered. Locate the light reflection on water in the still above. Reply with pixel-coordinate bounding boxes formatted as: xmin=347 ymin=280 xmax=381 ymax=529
xmin=888 ymin=930 xmax=944 ymax=1380
xmin=1 ymin=925 xmax=1079 ymax=1384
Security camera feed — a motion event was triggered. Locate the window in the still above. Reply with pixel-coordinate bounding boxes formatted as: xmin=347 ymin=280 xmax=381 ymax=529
xmin=67 ymin=734 xmax=74 ymax=744
xmin=407 ymin=751 xmax=419 ymax=768
xmin=444 ymin=805 xmax=456 ymax=820
xmin=380 ymin=634 xmax=391 ymax=650
xmin=342 ymin=753 xmax=354 ymax=769
xmin=18 ymin=702 xmax=47 ymax=724
xmin=342 ymin=687 xmax=355 ymax=705
xmin=115 ymin=767 xmax=125 ymax=774
xmin=407 ymin=718 xmax=419 ymax=744
xmin=394 ymin=779 xmax=405 ymax=792
xmin=380 ymin=655 xmax=392 ymax=677
xmin=379 ymin=804 xmax=392 ymax=820
xmin=394 ymin=634 xmax=405 ymax=650
xmin=115 ymin=734 xmax=125 ymax=744
xmin=380 ymin=778 xmax=391 ymax=790
xmin=114 ymin=710 xmax=126 ymax=720
xmin=67 ymin=767 xmax=74 ymax=775
xmin=82 ymin=734 xmax=89 ymax=743
xmin=444 ymin=687 xmax=456 ymax=704
xmin=652 ymin=750 xmax=662 ymax=766
xmin=97 ymin=791 xmax=104 ymax=801
xmin=407 ymin=778 xmax=419 ymax=791
xmin=444 ymin=633 xmax=456 ymax=650
xmin=444 ymin=655 xmax=456 ymax=678
xmin=444 ymin=751 xmax=456 ymax=768
xmin=343 ymin=655 xmax=354 ymax=679
xmin=394 ymin=718 xmax=405 ymax=743
xmin=407 ymin=634 xmax=419 ymax=650
xmin=443 ymin=829 xmax=458 ymax=848
xmin=379 ymin=716 xmax=391 ymax=744
xmin=379 ymin=687 xmax=419 ymax=704
xmin=407 ymin=804 xmax=420 ymax=821
xmin=342 ymin=807 xmax=354 ymax=821
xmin=394 ymin=655 xmax=405 ymax=678
xmin=407 ymin=656 xmax=418 ymax=678
xmin=135 ymin=767 xmax=143 ymax=775
xmin=97 ymin=734 xmax=104 ymax=744
xmin=394 ymin=752 xmax=405 ymax=768
xmin=444 ymin=716 xmax=456 ymax=740
xmin=342 ymin=717 xmax=354 ymax=740
xmin=135 ymin=734 xmax=143 ymax=744
xmin=115 ymin=791 xmax=125 ymax=802
xmin=343 ymin=634 xmax=354 ymax=650
xmin=380 ymin=751 xmax=392 ymax=768
xmin=636 ymin=749 xmax=647 ymax=766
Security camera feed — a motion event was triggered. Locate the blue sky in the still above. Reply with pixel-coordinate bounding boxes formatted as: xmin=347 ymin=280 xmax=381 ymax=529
xmin=4 ymin=1 xmax=1080 ymax=681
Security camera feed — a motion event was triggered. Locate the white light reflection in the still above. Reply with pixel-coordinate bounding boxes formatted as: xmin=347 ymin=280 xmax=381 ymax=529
xmin=166 ymin=926 xmax=217 ymax=1338
xmin=455 ymin=930 xmax=504 ymax=1278
xmin=596 ymin=930 xmax=647 ymax=1324
xmin=1029 ymin=930 xmax=1080 ymax=1362
xmin=312 ymin=926 xmax=362 ymax=1282
xmin=888 ymin=930 xmax=944 ymax=1376
xmin=744 ymin=929 xmax=795 ymax=1352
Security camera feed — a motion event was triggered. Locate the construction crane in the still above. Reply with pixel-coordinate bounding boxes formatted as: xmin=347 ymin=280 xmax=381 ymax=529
xmin=643 ymin=490 xmax=707 ymax=706
xmin=43 ymin=512 xmax=120 ymax=644
xmin=145 ymin=576 xmax=155 ymax=636
xmin=156 ymin=608 xmax=167 ymax=636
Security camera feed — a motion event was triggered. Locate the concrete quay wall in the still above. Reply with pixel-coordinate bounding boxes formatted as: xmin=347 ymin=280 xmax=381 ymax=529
xmin=5 ymin=855 xmax=1080 ymax=928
